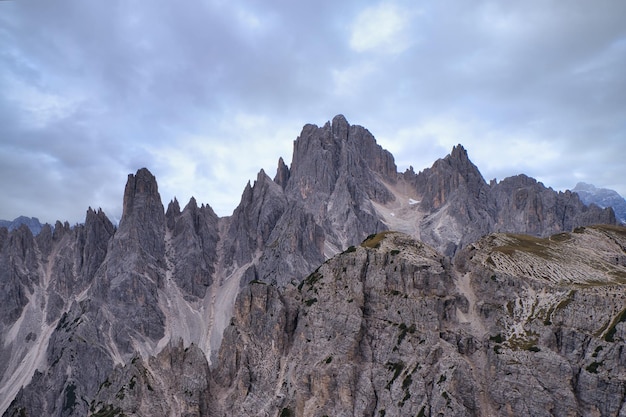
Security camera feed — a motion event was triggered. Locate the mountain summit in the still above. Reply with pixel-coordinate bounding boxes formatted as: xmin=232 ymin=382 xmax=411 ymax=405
xmin=0 ymin=216 xmax=43 ymax=235
xmin=1 ymin=116 xmax=622 ymax=417
xmin=573 ymin=182 xmax=626 ymax=224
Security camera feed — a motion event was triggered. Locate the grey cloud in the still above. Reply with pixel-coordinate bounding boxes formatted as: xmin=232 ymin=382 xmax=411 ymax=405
xmin=1 ymin=0 xmax=624 ymax=224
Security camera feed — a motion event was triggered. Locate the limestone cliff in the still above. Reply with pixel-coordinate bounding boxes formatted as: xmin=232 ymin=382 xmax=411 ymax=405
xmin=87 ymin=228 xmax=626 ymax=416
xmin=216 ymin=228 xmax=626 ymax=416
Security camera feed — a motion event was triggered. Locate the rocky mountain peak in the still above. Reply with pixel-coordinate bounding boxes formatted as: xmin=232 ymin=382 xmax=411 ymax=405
xmin=415 ymin=144 xmax=488 ymax=213
xmin=85 ymin=206 xmax=112 ymax=225
xmin=444 ymin=144 xmax=485 ymax=186
xmin=287 ymin=115 xmax=395 ymax=203
xmin=115 ymin=167 xmax=166 ymax=269
xmin=273 ymin=157 xmax=290 ymax=189
xmin=331 ymin=114 xmax=349 ymax=140
xmin=573 ymin=182 xmax=626 ymax=224
xmin=573 ymin=182 xmax=596 ymax=192
xmin=121 ymin=167 xmax=163 ymax=225
xmin=0 ymin=216 xmax=43 ymax=235
xmin=185 ymin=196 xmax=199 ymax=211
xmin=108 ymin=167 xmax=166 ymax=288
xmin=449 ymin=143 xmax=468 ymax=160
xmin=165 ymin=197 xmax=181 ymax=230
xmin=256 ymin=168 xmax=269 ymax=184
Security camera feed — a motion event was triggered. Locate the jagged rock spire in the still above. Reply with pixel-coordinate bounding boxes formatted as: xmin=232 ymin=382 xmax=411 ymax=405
xmin=121 ymin=168 xmax=163 ymax=223
xmin=331 ymin=114 xmax=349 ymax=140
xmin=274 ymin=156 xmax=290 ymax=189
xmin=287 ymin=115 xmax=396 ymax=202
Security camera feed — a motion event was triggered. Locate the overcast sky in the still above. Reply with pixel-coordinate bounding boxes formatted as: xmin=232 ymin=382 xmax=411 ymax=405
xmin=1 ymin=0 xmax=625 ymax=225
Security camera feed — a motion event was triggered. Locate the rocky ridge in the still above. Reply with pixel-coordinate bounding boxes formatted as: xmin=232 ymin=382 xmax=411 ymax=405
xmin=89 ymin=228 xmax=626 ymax=416
xmin=0 ymin=115 xmax=621 ymax=416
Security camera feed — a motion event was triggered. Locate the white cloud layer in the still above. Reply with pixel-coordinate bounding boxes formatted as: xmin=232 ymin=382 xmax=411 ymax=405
xmin=0 ymin=0 xmax=624 ymax=225
xmin=349 ymin=2 xmax=415 ymax=54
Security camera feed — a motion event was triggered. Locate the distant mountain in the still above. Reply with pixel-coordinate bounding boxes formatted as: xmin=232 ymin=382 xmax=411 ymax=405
xmin=0 ymin=216 xmax=43 ymax=235
xmin=1 ymin=115 xmax=623 ymax=417
xmin=573 ymin=182 xmax=626 ymax=224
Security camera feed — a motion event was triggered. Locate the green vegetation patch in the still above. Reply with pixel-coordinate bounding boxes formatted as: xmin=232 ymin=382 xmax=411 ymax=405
xmin=441 ymin=391 xmax=452 ymax=407
xmin=402 ymin=374 xmax=413 ymax=390
xmin=63 ymin=383 xmax=77 ymax=413
xmin=128 ymin=375 xmax=137 ymax=390
xmin=304 ymin=298 xmax=318 ymax=307
xmin=398 ymin=390 xmax=411 ymax=407
xmin=343 ymin=245 xmax=357 ymax=254
xmin=586 ymin=361 xmax=603 ymax=374
xmin=396 ymin=323 xmax=416 ymax=346
xmin=361 ymin=231 xmax=394 ymax=249
xmin=298 ymin=269 xmax=323 ymax=291
xmin=592 ymin=345 xmax=603 ymax=358
xmin=56 ymin=313 xmax=68 ymax=331
xmin=604 ymin=308 xmax=626 ymax=342
xmin=491 ymin=234 xmax=555 ymax=260
xmin=98 ymin=378 xmax=112 ymax=391
xmin=592 ymin=224 xmax=626 ymax=237
xmin=385 ymin=361 xmax=405 ymax=389
xmin=92 ymin=405 xmax=126 ymax=417
xmin=549 ymin=232 xmax=571 ymax=242
xmin=507 ymin=333 xmax=539 ymax=351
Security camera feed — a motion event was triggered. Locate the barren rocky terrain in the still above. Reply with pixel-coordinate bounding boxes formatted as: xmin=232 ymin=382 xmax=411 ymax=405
xmin=1 ymin=116 xmax=622 ymax=416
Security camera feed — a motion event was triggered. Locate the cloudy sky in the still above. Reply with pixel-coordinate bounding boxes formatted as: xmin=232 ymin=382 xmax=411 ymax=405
xmin=1 ymin=0 xmax=625 ymax=225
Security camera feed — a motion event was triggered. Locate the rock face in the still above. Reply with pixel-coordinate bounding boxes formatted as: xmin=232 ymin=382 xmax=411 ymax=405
xmin=394 ymin=146 xmax=616 ymax=256
xmin=236 ymin=229 xmax=622 ymax=416
xmin=0 ymin=210 xmax=116 ymax=416
xmin=573 ymin=182 xmax=626 ymax=224
xmin=1 ymin=115 xmax=621 ymax=417
xmin=286 ymin=115 xmax=395 ymax=255
xmin=490 ymin=175 xmax=615 ymax=235
xmin=89 ymin=342 xmax=213 ymax=416
xmin=165 ymin=197 xmax=219 ymax=298
xmin=82 ymin=228 xmax=626 ymax=416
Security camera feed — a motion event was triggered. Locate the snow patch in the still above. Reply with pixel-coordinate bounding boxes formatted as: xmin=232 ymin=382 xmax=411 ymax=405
xmin=370 ymin=180 xmax=425 ymax=240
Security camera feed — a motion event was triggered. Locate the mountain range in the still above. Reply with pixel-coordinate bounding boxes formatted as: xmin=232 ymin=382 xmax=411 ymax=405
xmin=0 ymin=217 xmax=43 ymax=236
xmin=573 ymin=182 xmax=626 ymax=225
xmin=1 ymin=115 xmax=624 ymax=416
